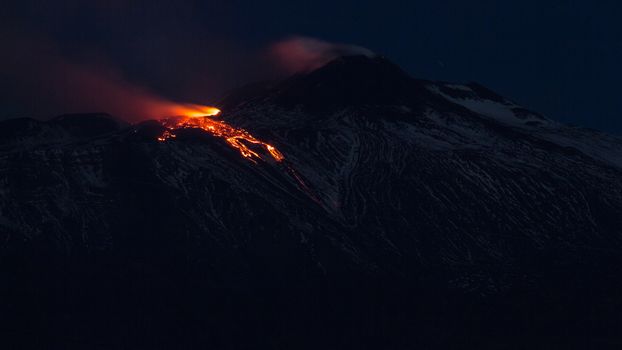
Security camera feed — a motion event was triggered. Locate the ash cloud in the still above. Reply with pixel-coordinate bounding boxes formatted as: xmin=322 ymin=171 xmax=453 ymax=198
xmin=270 ymin=36 xmax=375 ymax=74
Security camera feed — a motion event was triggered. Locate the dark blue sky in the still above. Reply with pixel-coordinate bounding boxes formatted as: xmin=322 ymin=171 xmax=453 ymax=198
xmin=1 ymin=0 xmax=621 ymax=133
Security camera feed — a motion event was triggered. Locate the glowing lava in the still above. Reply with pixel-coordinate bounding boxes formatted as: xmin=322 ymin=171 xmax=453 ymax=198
xmin=156 ymin=106 xmax=284 ymax=163
xmin=155 ymin=105 xmax=322 ymax=205
xmin=171 ymin=104 xmax=222 ymax=118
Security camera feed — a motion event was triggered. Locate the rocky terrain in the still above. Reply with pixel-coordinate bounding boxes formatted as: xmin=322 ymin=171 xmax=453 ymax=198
xmin=1 ymin=56 xmax=621 ymax=348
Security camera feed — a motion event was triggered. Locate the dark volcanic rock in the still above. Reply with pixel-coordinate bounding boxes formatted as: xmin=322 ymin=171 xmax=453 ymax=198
xmin=1 ymin=56 xmax=622 ymax=348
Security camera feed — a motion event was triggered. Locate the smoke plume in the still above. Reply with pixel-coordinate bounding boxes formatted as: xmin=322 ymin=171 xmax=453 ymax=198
xmin=0 ymin=33 xmax=216 ymax=122
xmin=270 ymin=36 xmax=375 ymax=74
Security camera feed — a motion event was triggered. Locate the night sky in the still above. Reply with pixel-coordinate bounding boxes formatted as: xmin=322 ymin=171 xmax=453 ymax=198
xmin=1 ymin=1 xmax=621 ymax=133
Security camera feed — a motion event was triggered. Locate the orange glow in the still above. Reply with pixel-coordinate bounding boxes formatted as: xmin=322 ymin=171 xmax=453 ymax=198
xmin=156 ymin=106 xmax=284 ymax=163
xmin=171 ymin=104 xmax=221 ymax=118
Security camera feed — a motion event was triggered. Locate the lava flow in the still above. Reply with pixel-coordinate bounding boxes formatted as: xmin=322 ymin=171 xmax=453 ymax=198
xmin=156 ymin=106 xmax=284 ymax=163
xmin=155 ymin=104 xmax=323 ymax=205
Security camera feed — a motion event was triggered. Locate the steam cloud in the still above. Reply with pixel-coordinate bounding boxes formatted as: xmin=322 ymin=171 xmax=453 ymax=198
xmin=270 ymin=36 xmax=375 ymax=73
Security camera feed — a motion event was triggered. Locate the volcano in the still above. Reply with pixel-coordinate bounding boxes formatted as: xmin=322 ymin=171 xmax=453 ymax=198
xmin=1 ymin=56 xmax=622 ymax=348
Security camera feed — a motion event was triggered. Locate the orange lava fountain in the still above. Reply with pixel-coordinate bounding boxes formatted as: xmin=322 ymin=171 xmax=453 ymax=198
xmin=156 ymin=106 xmax=284 ymax=163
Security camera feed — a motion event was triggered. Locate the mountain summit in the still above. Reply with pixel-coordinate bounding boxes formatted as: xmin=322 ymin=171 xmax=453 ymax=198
xmin=273 ymin=55 xmax=420 ymax=107
xmin=221 ymin=55 xmax=434 ymax=112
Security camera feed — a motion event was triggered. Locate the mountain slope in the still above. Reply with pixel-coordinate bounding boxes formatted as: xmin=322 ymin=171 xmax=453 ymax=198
xmin=1 ymin=56 xmax=622 ymax=348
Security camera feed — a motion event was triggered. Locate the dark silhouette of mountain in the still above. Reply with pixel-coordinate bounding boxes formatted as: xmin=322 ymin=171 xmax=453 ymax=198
xmin=2 ymin=56 xmax=622 ymax=349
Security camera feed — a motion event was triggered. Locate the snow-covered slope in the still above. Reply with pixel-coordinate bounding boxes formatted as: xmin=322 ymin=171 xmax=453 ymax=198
xmin=2 ymin=56 xmax=622 ymax=277
xmin=1 ymin=55 xmax=622 ymax=348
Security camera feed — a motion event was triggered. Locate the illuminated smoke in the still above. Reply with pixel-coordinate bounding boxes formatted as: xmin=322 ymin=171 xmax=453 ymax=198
xmin=50 ymin=61 xmax=221 ymax=121
xmin=270 ymin=36 xmax=375 ymax=73
xmin=0 ymin=33 xmax=217 ymax=122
